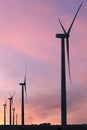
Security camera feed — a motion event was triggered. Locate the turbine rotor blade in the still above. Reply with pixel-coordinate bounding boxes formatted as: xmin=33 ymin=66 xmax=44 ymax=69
xmin=12 ymin=91 xmax=16 ymax=99
xmin=5 ymin=100 xmax=7 ymax=106
xmin=5 ymin=102 xmax=7 ymax=107
xmin=24 ymin=70 xmax=26 ymax=93
xmin=9 ymin=92 xmax=11 ymax=98
xmin=5 ymin=97 xmax=7 ymax=106
xmin=25 ymin=90 xmax=28 ymax=104
xmin=11 ymin=99 xmax=13 ymax=106
xmin=24 ymin=68 xmax=28 ymax=104
xmin=66 ymin=38 xmax=72 ymax=84
xmin=58 ymin=18 xmax=67 ymax=34
xmin=68 ymin=2 xmax=83 ymax=34
xmin=24 ymin=80 xmax=26 ymax=93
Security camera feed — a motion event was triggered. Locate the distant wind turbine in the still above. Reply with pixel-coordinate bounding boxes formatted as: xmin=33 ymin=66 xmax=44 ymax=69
xmin=56 ymin=3 xmax=83 ymax=130
xmin=12 ymin=107 xmax=15 ymax=125
xmin=8 ymin=92 xmax=15 ymax=125
xmin=19 ymin=70 xmax=27 ymax=125
xmin=16 ymin=114 xmax=18 ymax=125
xmin=3 ymin=101 xmax=7 ymax=125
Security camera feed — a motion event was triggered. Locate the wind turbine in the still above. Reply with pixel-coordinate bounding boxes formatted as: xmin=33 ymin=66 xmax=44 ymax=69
xmin=16 ymin=114 xmax=18 ymax=125
xmin=12 ymin=107 xmax=15 ymax=125
xmin=3 ymin=101 xmax=7 ymax=125
xmin=19 ymin=71 xmax=27 ymax=125
xmin=56 ymin=3 xmax=82 ymax=130
xmin=8 ymin=92 xmax=15 ymax=125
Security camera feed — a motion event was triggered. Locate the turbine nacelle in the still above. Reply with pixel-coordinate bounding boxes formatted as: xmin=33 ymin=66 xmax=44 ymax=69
xmin=3 ymin=104 xmax=6 ymax=107
xmin=56 ymin=33 xmax=69 ymax=39
xmin=8 ymin=97 xmax=12 ymax=100
xmin=19 ymin=83 xmax=24 ymax=86
xmin=13 ymin=107 xmax=15 ymax=111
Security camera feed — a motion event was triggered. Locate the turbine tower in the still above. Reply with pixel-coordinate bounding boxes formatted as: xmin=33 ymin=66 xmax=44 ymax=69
xmin=56 ymin=3 xmax=82 ymax=130
xmin=3 ymin=101 xmax=7 ymax=125
xmin=19 ymin=71 xmax=27 ymax=125
xmin=8 ymin=92 xmax=15 ymax=125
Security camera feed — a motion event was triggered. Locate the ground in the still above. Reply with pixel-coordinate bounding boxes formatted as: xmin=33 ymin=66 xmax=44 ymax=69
xmin=0 ymin=124 xmax=87 ymax=130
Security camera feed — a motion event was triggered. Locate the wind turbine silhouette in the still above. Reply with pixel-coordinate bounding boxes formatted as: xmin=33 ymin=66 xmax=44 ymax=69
xmin=8 ymin=92 xmax=15 ymax=125
xmin=16 ymin=114 xmax=18 ymax=125
xmin=3 ymin=100 xmax=7 ymax=125
xmin=56 ymin=3 xmax=82 ymax=130
xmin=19 ymin=71 xmax=27 ymax=125
xmin=12 ymin=107 xmax=15 ymax=125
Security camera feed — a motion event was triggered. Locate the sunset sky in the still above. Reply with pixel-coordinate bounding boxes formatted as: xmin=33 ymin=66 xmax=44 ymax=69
xmin=0 ymin=0 xmax=87 ymax=125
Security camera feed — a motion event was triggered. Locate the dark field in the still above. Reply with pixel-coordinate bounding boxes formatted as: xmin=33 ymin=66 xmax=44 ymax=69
xmin=0 ymin=124 xmax=87 ymax=130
